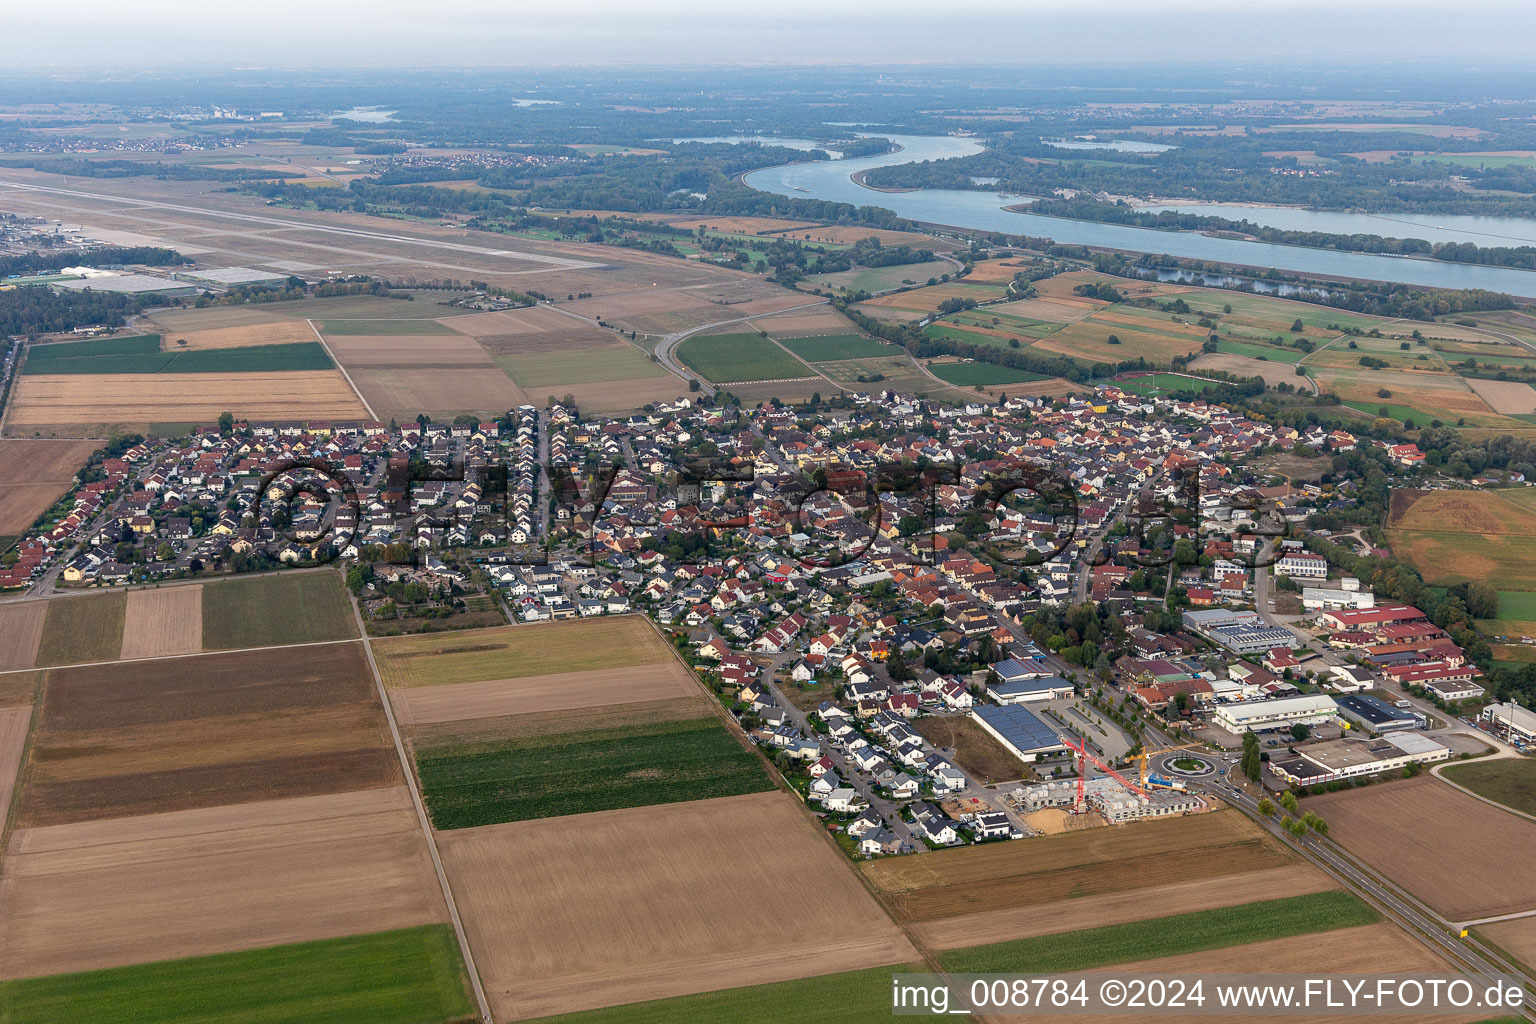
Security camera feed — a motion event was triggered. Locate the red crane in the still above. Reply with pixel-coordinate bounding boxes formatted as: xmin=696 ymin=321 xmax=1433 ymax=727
xmin=1066 ymin=737 xmax=1146 ymax=811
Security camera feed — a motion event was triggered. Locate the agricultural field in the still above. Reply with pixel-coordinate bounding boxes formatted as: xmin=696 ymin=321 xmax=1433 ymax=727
xmin=859 ymin=280 xmax=1010 ymax=314
xmin=494 ymin=344 xmax=666 ymax=388
xmin=16 ymin=643 xmax=398 ymax=826
xmin=34 ymin=591 xmax=125 ymax=667
xmin=199 ymin=571 xmax=357 ymax=650
xmin=1477 ymin=916 xmax=1536 ymax=976
xmin=437 ymin=791 xmax=916 ymax=1021
xmin=390 ymin=662 xmax=702 ymax=729
xmin=1190 ymin=351 xmax=1302 ymax=387
xmin=0 ymin=602 xmax=48 ymax=671
xmin=0 ymin=789 xmax=446 ymax=978
xmin=1307 ymin=776 xmax=1536 ymax=919
xmin=1029 ymin=305 xmax=1210 ymax=366
xmin=937 ymin=891 xmax=1376 ymax=974
xmin=859 ymin=809 xmax=1309 ymax=949
xmin=1386 ymin=489 xmax=1536 ymax=592
xmin=926 ymin=361 xmax=1048 ymax=386
xmin=776 ymin=334 xmax=898 ymax=362
xmin=0 ymin=703 xmax=29 ymax=829
xmin=373 ymin=616 xmax=672 ymax=688
xmin=524 ymin=962 xmax=922 ymax=1024
xmin=675 ymin=332 xmax=809 ymax=383
xmin=1440 ymin=758 xmax=1536 ymax=817
xmin=0 ymin=440 xmax=100 ymax=535
xmin=321 ymin=318 xmax=462 ymax=336
xmin=119 ymin=585 xmax=203 ymax=659
xmin=24 ymin=335 xmax=334 ymax=374
xmin=1468 ymin=377 xmax=1536 ymax=414
xmin=804 ymin=261 xmax=941 ymax=294
xmin=0 ymin=925 xmax=473 ymax=1024
xmin=142 ymin=316 xmax=320 ymax=351
xmin=415 ymin=715 xmax=771 ymax=829
xmin=6 ymin=370 xmax=367 ymax=437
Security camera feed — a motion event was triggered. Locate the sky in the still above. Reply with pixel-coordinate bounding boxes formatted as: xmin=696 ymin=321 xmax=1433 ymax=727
xmin=9 ymin=0 xmax=1536 ymax=67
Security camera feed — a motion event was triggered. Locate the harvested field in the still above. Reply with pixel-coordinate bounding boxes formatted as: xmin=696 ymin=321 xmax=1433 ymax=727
xmin=374 ymin=616 xmax=672 ymax=688
xmin=144 ymin=306 xmax=294 ymax=332
xmin=154 ymin=321 xmax=317 ymax=351
xmin=555 ymin=378 xmax=689 ymax=415
xmin=860 ymin=810 xmax=1291 ymax=925
xmin=669 ymin=216 xmax=822 ymax=234
xmin=912 ymin=862 xmax=1333 ymax=950
xmin=416 ymin=716 xmax=770 ymax=828
xmin=0 ymin=705 xmax=30 ymax=834
xmin=18 ymin=643 xmax=398 ymax=826
xmin=496 ymin=344 xmax=666 ymax=388
xmin=1046 ymin=923 xmax=1466 ymax=1024
xmin=0 ymin=788 xmax=446 ymax=978
xmin=350 ymin=366 xmax=527 ymax=421
xmin=318 ymin=318 xmax=460 ymax=336
xmin=390 ymin=663 xmax=701 ymax=729
xmin=200 ymin=572 xmax=356 ymax=650
xmin=7 ymin=371 xmax=366 ymax=435
xmin=1478 ymin=916 xmax=1536 ymax=973
xmin=938 ymin=891 xmax=1379 ymax=976
xmin=0 ymin=440 xmax=99 ymax=534
xmin=35 ymin=592 xmax=124 ymax=667
xmin=1388 ymin=529 xmax=1536 ymax=591
xmin=0 ymin=672 xmax=41 ymax=709
xmin=119 ymin=585 xmax=203 ymax=659
xmin=749 ymin=308 xmax=849 ymax=334
xmin=1468 ymin=377 xmax=1536 ymax=414
xmin=446 ymin=306 xmax=604 ymax=340
xmin=1191 ymin=351 xmax=1299 ymax=387
xmin=0 ymin=603 xmax=47 ymax=671
xmin=792 ymin=225 xmax=944 ymax=247
xmin=438 ymin=791 xmax=916 ymax=1020
xmin=322 ymin=333 xmax=496 ymax=368
xmin=0 ymin=925 xmax=475 ymax=1024
xmin=1306 ymin=776 xmax=1536 ymax=919
xmin=860 ymin=281 xmax=1009 ymax=313
xmin=1388 ymin=488 xmax=1536 ymax=534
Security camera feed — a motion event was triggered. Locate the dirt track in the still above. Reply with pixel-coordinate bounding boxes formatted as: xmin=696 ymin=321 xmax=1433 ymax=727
xmin=439 ymin=791 xmax=916 ymax=1020
xmin=0 ymin=786 xmax=446 ymax=978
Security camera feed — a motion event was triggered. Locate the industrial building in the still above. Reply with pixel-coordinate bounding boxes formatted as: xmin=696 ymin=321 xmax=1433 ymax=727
xmin=1334 ymin=693 xmax=1419 ymax=733
xmin=54 ymin=273 xmax=197 ymax=296
xmin=176 ymin=266 xmax=291 ymax=287
xmin=1480 ymin=702 xmax=1536 ymax=744
xmin=1182 ymin=608 xmax=1298 ymax=655
xmin=1268 ymin=732 xmax=1449 ymax=786
xmin=1212 ymin=693 xmax=1339 ymax=733
xmin=970 ymin=704 xmax=1069 ymax=762
xmin=986 ymin=673 xmax=1074 ymax=704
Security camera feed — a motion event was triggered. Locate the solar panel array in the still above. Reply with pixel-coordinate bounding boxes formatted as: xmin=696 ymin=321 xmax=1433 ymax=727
xmin=973 ymin=703 xmax=1066 ymax=753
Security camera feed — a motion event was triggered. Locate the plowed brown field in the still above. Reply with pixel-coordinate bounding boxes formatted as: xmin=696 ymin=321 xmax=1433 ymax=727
xmin=0 ymin=603 xmax=47 ymax=671
xmin=0 ymin=440 xmax=100 ymax=533
xmin=389 ymin=663 xmax=703 ymax=728
xmin=119 ymin=585 xmax=203 ymax=659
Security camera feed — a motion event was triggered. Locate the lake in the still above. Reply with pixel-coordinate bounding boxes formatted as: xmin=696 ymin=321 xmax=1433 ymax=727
xmin=741 ymin=133 xmax=1536 ymax=297
xmin=1044 ymin=138 xmax=1176 ymax=154
xmin=670 ymin=135 xmax=843 ymax=158
xmin=331 ymin=107 xmax=397 ymax=123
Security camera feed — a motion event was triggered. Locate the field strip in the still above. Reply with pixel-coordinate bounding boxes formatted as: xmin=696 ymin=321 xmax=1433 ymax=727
xmin=0 ymin=180 xmax=606 ymax=271
xmin=348 ymin=592 xmax=493 ymax=1024
xmin=0 ymin=634 xmax=360 ymax=677
xmin=0 ymin=706 xmax=30 ymax=842
xmin=306 ymin=319 xmax=378 ymax=421
xmin=391 ymin=663 xmax=700 ymax=726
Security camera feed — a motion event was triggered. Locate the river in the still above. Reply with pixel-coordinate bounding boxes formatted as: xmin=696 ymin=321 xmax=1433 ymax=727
xmin=741 ymin=134 xmax=1536 ymax=297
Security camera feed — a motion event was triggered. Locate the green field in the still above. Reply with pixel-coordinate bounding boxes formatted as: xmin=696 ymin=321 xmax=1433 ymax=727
xmin=416 ymin=716 xmax=773 ymax=829
xmin=1442 ymin=758 xmax=1536 ymax=817
xmin=1111 ymin=372 xmax=1225 ymax=396
xmin=527 ymin=962 xmax=923 ymax=1024
xmin=1342 ymin=401 xmax=1436 ymax=424
xmin=923 ymin=323 xmax=1041 ymax=350
xmin=200 ymin=572 xmax=358 ymax=650
xmin=675 ymin=333 xmax=808 ymax=383
xmin=1215 ymin=339 xmax=1306 ymax=363
xmin=24 ymin=338 xmax=334 ymax=374
xmin=1498 ymin=591 xmax=1536 ymax=621
xmin=779 ymin=334 xmax=898 ymax=362
xmin=927 ymin=361 xmax=1048 ymax=386
xmin=938 ymin=891 xmax=1377 ymax=974
xmin=35 ymin=591 xmax=126 ymax=667
xmin=805 ymin=261 xmax=941 ymax=294
xmin=0 ymin=926 xmax=475 ymax=1024
xmin=495 ymin=345 xmax=667 ymax=387
xmin=320 ymin=319 xmax=460 ymax=336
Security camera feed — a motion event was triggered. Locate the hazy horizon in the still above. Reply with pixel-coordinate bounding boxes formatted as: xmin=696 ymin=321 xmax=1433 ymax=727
xmin=9 ymin=0 xmax=1536 ymax=69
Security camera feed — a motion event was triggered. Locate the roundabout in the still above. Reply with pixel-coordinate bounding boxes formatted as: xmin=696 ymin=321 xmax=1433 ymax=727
xmin=1158 ymin=753 xmax=1218 ymax=779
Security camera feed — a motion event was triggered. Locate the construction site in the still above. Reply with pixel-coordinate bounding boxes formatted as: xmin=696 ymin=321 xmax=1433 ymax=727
xmin=1005 ymin=739 xmax=1210 ymax=826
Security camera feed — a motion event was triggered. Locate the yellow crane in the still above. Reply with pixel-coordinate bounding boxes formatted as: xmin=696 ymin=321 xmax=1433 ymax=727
xmin=1130 ymin=742 xmax=1203 ymax=790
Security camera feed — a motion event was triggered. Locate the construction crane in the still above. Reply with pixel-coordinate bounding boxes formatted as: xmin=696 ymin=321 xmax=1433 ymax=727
xmin=1129 ymin=742 xmax=1203 ymax=790
xmin=1065 ymin=737 xmax=1145 ymax=811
